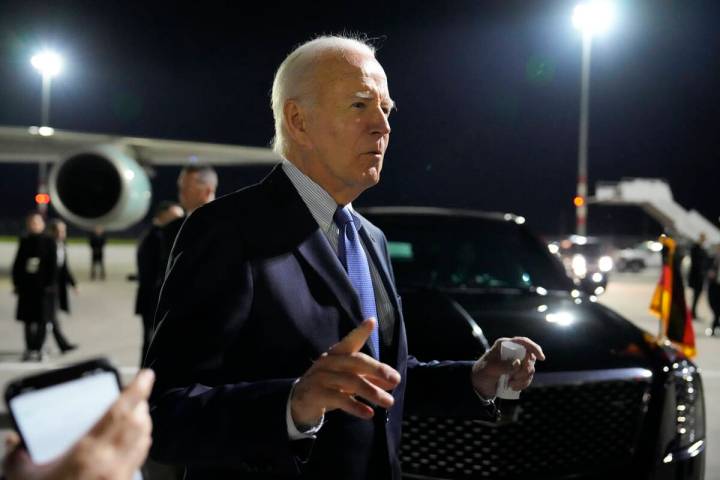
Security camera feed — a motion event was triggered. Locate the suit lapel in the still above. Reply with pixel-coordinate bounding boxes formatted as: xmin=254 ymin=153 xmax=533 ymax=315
xmin=261 ymin=166 xmax=368 ymax=343
xmin=296 ymin=230 xmax=363 ymax=325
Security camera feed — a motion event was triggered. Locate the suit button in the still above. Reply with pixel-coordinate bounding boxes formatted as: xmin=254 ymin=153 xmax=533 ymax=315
xmin=386 ymin=412 xmax=391 ymax=423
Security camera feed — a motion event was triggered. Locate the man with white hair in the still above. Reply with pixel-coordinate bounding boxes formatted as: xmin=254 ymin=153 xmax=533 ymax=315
xmin=161 ymin=164 xmax=218 ymax=256
xmin=147 ymin=35 xmax=543 ymax=479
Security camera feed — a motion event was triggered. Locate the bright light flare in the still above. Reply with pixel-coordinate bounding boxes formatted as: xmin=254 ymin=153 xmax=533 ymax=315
xmin=572 ymin=1 xmax=617 ymax=36
xmin=31 ymin=51 xmax=63 ymax=77
xmin=598 ymin=255 xmax=613 ymax=272
xmin=572 ymin=254 xmax=587 ymax=277
xmin=546 ymin=311 xmax=575 ymax=327
xmin=570 ymin=234 xmax=588 ymax=245
xmin=648 ymin=241 xmax=663 ymax=252
xmin=28 ymin=126 xmax=55 ymax=136
xmin=35 ymin=193 xmax=51 ymax=205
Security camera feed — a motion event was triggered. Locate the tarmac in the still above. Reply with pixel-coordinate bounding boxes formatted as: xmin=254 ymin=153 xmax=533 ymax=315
xmin=0 ymin=241 xmax=718 ymax=478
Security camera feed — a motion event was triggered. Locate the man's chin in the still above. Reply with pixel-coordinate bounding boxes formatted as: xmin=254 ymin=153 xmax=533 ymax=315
xmin=363 ymin=168 xmax=381 ymax=187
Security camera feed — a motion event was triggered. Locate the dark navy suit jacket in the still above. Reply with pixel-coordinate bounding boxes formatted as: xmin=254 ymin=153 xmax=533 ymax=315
xmin=146 ymin=166 xmax=496 ymax=479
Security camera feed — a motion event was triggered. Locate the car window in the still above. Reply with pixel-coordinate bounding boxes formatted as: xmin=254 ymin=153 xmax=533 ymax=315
xmin=367 ymin=214 xmax=572 ymax=292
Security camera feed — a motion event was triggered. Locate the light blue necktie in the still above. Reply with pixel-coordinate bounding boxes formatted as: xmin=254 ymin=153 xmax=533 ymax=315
xmin=334 ymin=206 xmax=380 ymax=359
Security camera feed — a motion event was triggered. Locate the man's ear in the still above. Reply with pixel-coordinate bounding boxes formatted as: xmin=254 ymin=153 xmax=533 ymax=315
xmin=284 ymin=100 xmax=313 ymax=149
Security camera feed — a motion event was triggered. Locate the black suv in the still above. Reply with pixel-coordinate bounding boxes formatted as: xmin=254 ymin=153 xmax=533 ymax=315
xmin=362 ymin=207 xmax=705 ymax=480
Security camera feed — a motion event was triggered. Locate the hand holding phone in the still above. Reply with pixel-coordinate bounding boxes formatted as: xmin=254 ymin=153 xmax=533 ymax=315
xmin=3 ymin=360 xmax=154 ymax=480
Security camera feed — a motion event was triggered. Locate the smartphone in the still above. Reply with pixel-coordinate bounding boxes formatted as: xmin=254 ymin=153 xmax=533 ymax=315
xmin=4 ymin=358 xmax=142 ymax=479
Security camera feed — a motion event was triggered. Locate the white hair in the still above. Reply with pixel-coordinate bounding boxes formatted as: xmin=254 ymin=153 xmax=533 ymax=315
xmin=180 ymin=164 xmax=218 ymax=191
xmin=270 ymin=35 xmax=376 ymax=156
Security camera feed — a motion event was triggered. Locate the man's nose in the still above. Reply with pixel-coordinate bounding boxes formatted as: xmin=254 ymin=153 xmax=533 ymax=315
xmin=370 ymin=108 xmax=391 ymax=136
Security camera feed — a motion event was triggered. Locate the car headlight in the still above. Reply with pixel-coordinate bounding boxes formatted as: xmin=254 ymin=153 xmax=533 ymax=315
xmin=662 ymin=360 xmax=705 ymax=459
xmin=571 ymin=254 xmax=587 ymax=277
xmin=598 ymin=255 xmax=613 ymax=272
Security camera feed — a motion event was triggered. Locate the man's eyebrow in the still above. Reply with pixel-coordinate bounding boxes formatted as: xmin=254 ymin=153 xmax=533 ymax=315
xmin=352 ymin=91 xmax=396 ymax=109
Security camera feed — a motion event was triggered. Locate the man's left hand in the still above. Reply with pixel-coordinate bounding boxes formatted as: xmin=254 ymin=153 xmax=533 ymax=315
xmin=471 ymin=337 xmax=545 ymax=399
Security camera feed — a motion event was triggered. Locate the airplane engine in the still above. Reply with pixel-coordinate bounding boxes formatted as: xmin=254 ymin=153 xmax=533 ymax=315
xmin=49 ymin=145 xmax=151 ymax=231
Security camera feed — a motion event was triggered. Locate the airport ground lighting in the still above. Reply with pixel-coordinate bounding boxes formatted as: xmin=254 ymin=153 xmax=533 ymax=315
xmin=572 ymin=1 xmax=616 ymax=236
xmin=31 ymin=50 xmax=63 ymax=128
xmin=30 ymin=50 xmax=63 ymax=214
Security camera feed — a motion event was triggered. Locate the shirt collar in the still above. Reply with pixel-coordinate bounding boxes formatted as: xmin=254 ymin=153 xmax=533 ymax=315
xmin=282 ymin=159 xmax=357 ymax=232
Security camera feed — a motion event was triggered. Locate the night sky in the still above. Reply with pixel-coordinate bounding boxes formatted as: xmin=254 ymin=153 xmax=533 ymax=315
xmin=1 ymin=0 xmax=718 ymax=237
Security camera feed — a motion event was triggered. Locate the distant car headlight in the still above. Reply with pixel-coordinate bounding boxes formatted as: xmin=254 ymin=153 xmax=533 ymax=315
xmin=598 ymin=255 xmax=613 ymax=272
xmin=571 ymin=254 xmax=587 ymax=277
xmin=662 ymin=360 xmax=706 ymax=461
xmin=648 ymin=241 xmax=663 ymax=253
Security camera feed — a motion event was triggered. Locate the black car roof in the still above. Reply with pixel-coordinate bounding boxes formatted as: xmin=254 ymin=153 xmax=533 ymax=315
xmin=360 ymin=206 xmax=521 ymax=224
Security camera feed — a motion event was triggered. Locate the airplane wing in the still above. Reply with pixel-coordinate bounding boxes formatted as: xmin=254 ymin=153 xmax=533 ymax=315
xmin=0 ymin=125 xmax=281 ymax=230
xmin=0 ymin=125 xmax=280 ymax=165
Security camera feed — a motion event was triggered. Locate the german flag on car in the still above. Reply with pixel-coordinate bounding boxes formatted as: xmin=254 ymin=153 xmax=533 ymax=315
xmin=650 ymin=235 xmax=696 ymax=357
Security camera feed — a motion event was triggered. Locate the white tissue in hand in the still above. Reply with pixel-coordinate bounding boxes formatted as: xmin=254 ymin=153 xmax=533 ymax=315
xmin=496 ymin=341 xmax=526 ymax=400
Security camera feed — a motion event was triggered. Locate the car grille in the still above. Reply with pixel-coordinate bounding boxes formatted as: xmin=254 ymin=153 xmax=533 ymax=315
xmin=400 ymin=372 xmax=652 ymax=479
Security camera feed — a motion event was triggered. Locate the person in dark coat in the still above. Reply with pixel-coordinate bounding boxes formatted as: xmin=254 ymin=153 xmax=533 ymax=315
xmin=11 ymin=212 xmax=56 ymax=361
xmin=145 ymin=36 xmax=544 ymax=480
xmin=135 ymin=201 xmax=184 ymax=365
xmin=707 ymin=244 xmax=720 ymax=335
xmin=159 ymin=164 xmax=218 ymax=276
xmin=47 ymin=219 xmax=78 ymax=353
xmin=88 ymin=226 xmax=107 ymax=280
xmin=689 ymin=233 xmax=709 ymax=319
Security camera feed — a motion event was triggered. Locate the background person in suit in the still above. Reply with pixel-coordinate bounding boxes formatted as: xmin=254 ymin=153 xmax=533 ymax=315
xmin=689 ymin=233 xmax=709 ymax=319
xmin=135 ymin=201 xmax=184 ymax=365
xmin=47 ymin=219 xmax=79 ymax=354
xmin=11 ymin=212 xmax=56 ymax=361
xmin=159 ymin=164 xmax=218 ymax=270
xmin=707 ymin=244 xmax=720 ymax=335
xmin=146 ymin=35 xmax=543 ymax=479
xmin=88 ymin=225 xmax=107 ymax=280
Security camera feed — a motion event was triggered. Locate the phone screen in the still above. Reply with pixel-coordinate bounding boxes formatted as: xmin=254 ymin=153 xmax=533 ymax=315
xmin=10 ymin=370 xmax=119 ymax=463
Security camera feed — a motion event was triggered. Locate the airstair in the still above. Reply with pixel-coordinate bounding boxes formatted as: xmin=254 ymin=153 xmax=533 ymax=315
xmin=593 ymin=178 xmax=720 ymax=244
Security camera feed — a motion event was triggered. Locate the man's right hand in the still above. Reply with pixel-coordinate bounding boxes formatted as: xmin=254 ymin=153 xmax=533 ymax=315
xmin=291 ymin=319 xmax=401 ymax=427
xmin=3 ymin=369 xmax=154 ymax=480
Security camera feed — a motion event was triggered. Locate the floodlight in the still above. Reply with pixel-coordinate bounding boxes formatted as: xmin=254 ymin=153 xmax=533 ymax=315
xmin=31 ymin=51 xmax=63 ymax=77
xmin=572 ymin=1 xmax=616 ymax=36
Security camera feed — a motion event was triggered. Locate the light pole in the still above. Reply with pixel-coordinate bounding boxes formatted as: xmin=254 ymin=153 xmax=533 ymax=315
xmin=30 ymin=50 xmax=63 ymax=215
xmin=31 ymin=50 xmax=62 ymax=128
xmin=572 ymin=1 xmax=615 ymax=236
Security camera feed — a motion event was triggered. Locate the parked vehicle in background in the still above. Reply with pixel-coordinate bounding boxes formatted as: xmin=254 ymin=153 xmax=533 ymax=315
xmin=549 ymin=235 xmax=614 ymax=295
xmin=615 ymin=240 xmax=664 ymax=272
xmin=362 ymin=207 xmax=705 ymax=480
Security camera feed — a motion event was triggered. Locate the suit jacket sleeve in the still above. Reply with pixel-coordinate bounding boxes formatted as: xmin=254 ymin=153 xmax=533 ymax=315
xmin=64 ymin=254 xmax=76 ymax=288
xmin=404 ymin=357 xmax=499 ymax=419
xmin=136 ymin=230 xmax=160 ymax=290
xmin=11 ymin=237 xmax=27 ymax=290
xmin=373 ymin=226 xmax=497 ymax=420
xmin=145 ymin=206 xmax=305 ymax=474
